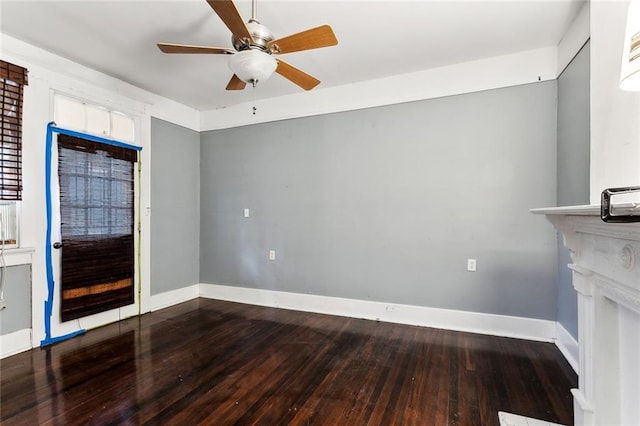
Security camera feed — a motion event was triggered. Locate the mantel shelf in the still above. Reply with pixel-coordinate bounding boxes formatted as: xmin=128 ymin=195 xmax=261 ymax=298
xmin=530 ymin=205 xmax=600 ymax=216
xmin=531 ymin=202 xmax=640 ymax=217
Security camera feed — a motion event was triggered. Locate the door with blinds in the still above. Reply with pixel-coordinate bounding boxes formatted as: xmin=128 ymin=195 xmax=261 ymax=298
xmin=56 ymin=134 xmax=137 ymax=322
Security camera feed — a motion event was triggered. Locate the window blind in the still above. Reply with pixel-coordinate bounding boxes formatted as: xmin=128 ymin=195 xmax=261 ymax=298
xmin=57 ymin=133 xmax=137 ymax=321
xmin=0 ymin=60 xmax=28 ymax=201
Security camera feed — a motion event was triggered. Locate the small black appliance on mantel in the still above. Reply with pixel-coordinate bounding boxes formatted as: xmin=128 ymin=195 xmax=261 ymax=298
xmin=601 ymin=186 xmax=640 ymax=222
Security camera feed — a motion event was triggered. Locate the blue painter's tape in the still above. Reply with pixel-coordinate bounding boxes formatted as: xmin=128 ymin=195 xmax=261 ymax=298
xmin=41 ymin=329 xmax=86 ymax=348
xmin=40 ymin=122 xmax=141 ymax=347
xmin=49 ymin=124 xmax=142 ymax=151
xmin=42 ymin=123 xmax=57 ymax=346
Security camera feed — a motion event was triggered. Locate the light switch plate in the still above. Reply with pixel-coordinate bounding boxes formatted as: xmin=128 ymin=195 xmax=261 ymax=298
xmin=467 ymin=258 xmax=477 ymax=272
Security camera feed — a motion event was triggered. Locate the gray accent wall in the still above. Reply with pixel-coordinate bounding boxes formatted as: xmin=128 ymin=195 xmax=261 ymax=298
xmin=150 ymin=118 xmax=200 ymax=295
xmin=558 ymin=41 xmax=590 ymax=206
xmin=0 ymin=265 xmax=31 ymax=334
xmin=200 ymin=81 xmax=559 ymax=320
xmin=556 ymin=41 xmax=591 ymax=339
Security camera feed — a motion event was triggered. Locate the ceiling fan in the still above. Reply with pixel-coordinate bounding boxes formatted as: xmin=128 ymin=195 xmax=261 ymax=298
xmin=157 ymin=0 xmax=338 ymax=91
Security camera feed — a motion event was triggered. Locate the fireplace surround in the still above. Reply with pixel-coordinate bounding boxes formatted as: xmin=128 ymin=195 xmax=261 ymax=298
xmin=533 ymin=205 xmax=640 ymax=425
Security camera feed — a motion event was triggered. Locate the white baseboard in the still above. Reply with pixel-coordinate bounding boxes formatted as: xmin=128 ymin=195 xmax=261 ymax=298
xmin=2 ymin=285 xmax=569 ymax=361
xmin=571 ymin=388 xmax=595 ymax=425
xmin=499 ymin=411 xmax=565 ymax=426
xmin=199 ymin=283 xmax=557 ymax=342
xmin=150 ymin=284 xmax=199 ymax=312
xmin=554 ymin=322 xmax=579 ymax=373
xmin=1 ymin=328 xmax=32 ymax=359
xmin=1 ymin=285 xmax=199 ymax=359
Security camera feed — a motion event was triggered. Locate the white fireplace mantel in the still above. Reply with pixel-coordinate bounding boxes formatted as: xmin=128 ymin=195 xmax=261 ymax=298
xmin=532 ymin=205 xmax=640 ymax=426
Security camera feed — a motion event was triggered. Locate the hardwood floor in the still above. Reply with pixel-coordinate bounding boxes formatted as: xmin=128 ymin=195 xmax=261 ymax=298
xmin=1 ymin=299 xmax=576 ymax=425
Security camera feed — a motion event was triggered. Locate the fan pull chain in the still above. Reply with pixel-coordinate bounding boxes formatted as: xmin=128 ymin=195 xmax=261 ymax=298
xmin=252 ymin=83 xmax=257 ymax=115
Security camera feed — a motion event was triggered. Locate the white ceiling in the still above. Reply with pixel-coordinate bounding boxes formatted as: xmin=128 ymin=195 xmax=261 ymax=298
xmin=0 ymin=0 xmax=584 ymax=111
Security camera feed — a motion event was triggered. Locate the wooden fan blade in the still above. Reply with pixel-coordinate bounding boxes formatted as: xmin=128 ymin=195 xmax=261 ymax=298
xmin=268 ymin=25 xmax=338 ymax=54
xmin=158 ymin=43 xmax=234 ymax=54
xmin=206 ymin=0 xmax=253 ymax=41
xmin=226 ymin=74 xmax=247 ymax=90
xmin=275 ymin=59 xmax=320 ymax=91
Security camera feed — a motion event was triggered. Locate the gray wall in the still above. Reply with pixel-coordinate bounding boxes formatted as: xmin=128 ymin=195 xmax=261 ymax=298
xmin=200 ymin=81 xmax=558 ymax=320
xmin=0 ymin=265 xmax=31 ymax=334
xmin=150 ymin=118 xmax=200 ymax=295
xmin=556 ymin=41 xmax=591 ymax=338
xmin=558 ymin=41 xmax=590 ymax=206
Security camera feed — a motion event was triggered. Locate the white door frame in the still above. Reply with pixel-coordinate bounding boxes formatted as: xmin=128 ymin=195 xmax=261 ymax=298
xmin=33 ymin=90 xmax=151 ymax=347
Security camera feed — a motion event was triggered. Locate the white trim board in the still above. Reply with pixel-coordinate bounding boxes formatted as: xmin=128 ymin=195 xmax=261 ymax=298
xmin=0 ymin=33 xmax=200 ymax=131
xmin=0 ymin=285 xmax=574 ymax=361
xmin=199 ymin=283 xmax=557 ymax=343
xmin=200 ymin=46 xmax=558 ymax=131
xmin=555 ymin=322 xmax=579 ymax=373
xmin=2 ymin=248 xmax=34 ymax=267
xmin=150 ymin=284 xmax=200 ymax=312
xmin=498 ymin=411 xmax=565 ymax=426
xmin=2 ymin=32 xmax=560 ymax=133
xmin=1 ymin=328 xmax=32 ymax=359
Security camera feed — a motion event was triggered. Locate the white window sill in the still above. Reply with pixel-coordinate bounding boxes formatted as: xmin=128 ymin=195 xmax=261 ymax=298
xmin=1 ymin=247 xmax=35 ymax=266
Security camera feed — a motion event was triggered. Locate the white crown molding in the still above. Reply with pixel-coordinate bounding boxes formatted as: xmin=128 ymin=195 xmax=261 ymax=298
xmin=200 ymin=46 xmax=558 ymax=131
xmin=3 ymin=32 xmax=563 ymax=132
xmin=0 ymin=33 xmax=200 ymax=131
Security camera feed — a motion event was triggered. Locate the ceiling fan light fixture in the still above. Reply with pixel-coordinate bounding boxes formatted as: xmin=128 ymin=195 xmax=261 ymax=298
xmin=158 ymin=0 xmax=338 ymax=91
xmin=229 ymin=50 xmax=277 ymax=85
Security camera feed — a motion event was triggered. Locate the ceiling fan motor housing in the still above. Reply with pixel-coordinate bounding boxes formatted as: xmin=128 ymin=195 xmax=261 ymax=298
xmin=233 ymin=20 xmax=275 ymax=52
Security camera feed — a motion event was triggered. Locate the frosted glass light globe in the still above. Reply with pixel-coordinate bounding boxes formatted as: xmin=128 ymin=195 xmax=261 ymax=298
xmin=229 ymin=50 xmax=277 ymax=85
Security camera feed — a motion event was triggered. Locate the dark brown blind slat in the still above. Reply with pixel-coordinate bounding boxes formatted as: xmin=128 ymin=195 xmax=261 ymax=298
xmin=0 ymin=60 xmax=28 ymax=201
xmin=0 ymin=61 xmax=28 ymax=86
xmin=58 ymin=134 xmax=138 ymax=163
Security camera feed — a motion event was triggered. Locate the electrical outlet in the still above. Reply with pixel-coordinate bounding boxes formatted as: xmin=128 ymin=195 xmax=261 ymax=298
xmin=467 ymin=258 xmax=477 ymax=272
xmin=269 ymin=250 xmax=276 ymax=261
xmin=243 ymin=208 xmax=250 ymax=218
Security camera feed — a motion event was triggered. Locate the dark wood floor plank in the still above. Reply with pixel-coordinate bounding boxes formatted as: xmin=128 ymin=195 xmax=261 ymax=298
xmin=403 ymin=330 xmax=438 ymax=426
xmin=378 ymin=327 xmax=421 ymax=425
xmin=433 ymin=329 xmax=453 ymax=425
xmin=287 ymin=318 xmax=391 ymax=425
xmin=340 ymin=324 xmax=407 ymax=424
xmin=1 ymin=299 xmax=577 ymax=425
xmin=475 ymin=337 xmax=507 ymax=426
xmin=523 ymin=341 xmax=576 ymax=423
xmin=179 ymin=315 xmax=344 ymax=424
xmin=140 ymin=309 xmax=303 ymax=424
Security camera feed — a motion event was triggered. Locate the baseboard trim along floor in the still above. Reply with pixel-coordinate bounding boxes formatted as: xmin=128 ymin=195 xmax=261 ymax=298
xmin=199 ymin=282 xmax=557 ymax=343
xmin=498 ymin=411 xmax=565 ymax=426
